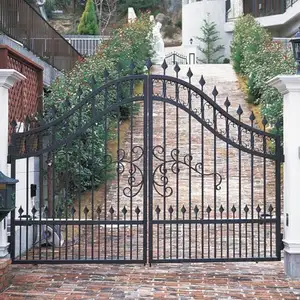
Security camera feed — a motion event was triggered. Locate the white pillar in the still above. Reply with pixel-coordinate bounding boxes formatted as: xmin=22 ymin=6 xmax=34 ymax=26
xmin=0 ymin=69 xmax=26 ymax=257
xmin=268 ymin=75 xmax=300 ymax=278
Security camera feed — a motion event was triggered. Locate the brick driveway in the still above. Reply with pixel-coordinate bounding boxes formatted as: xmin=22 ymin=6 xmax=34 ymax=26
xmin=1 ymin=261 xmax=300 ymax=299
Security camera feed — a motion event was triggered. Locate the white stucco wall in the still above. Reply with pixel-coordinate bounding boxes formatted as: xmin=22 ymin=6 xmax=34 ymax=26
xmin=6 ymin=124 xmax=41 ymax=257
xmin=182 ymin=0 xmax=229 ymax=61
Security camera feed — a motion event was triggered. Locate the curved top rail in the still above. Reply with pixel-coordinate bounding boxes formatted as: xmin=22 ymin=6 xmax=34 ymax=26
xmin=165 ymin=52 xmax=188 ymax=59
xmin=11 ymin=74 xmax=146 ymax=138
xmin=151 ymin=74 xmax=277 ymax=139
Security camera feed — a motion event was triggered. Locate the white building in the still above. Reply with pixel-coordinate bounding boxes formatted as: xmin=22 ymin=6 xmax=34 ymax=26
xmin=181 ymin=0 xmax=300 ymax=61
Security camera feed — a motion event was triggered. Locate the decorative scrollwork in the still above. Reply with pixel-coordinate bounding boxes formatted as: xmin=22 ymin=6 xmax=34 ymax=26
xmin=152 ymin=146 xmax=223 ymax=197
xmin=102 ymin=146 xmax=144 ymax=198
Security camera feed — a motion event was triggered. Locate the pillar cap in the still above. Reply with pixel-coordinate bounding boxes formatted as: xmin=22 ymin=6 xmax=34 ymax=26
xmin=0 ymin=69 xmax=26 ymax=90
xmin=267 ymin=75 xmax=300 ymax=95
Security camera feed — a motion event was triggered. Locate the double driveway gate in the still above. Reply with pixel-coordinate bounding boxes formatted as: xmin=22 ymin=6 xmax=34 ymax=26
xmin=10 ymin=62 xmax=282 ymax=264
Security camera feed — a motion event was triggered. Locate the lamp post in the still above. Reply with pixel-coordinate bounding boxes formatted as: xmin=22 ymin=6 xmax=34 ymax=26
xmin=290 ymin=27 xmax=300 ymax=75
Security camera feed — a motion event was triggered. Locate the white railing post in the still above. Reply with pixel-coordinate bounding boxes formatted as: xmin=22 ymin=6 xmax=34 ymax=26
xmin=0 ymin=69 xmax=26 ymax=257
xmin=268 ymin=75 xmax=300 ymax=278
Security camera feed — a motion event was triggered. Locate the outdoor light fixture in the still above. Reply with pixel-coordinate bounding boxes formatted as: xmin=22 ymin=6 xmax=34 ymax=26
xmin=0 ymin=172 xmax=18 ymax=222
xmin=290 ymin=27 xmax=300 ymax=75
xmin=190 ymin=38 xmax=193 ymax=45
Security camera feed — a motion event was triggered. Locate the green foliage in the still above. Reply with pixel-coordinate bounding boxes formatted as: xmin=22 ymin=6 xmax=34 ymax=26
xmin=196 ymin=18 xmax=224 ymax=64
xmin=231 ymin=15 xmax=295 ymax=137
xmin=44 ymin=14 xmax=153 ymax=209
xmin=231 ymin=15 xmax=271 ymax=75
xmin=223 ymin=58 xmax=230 ymax=64
xmin=77 ymin=0 xmax=99 ymax=35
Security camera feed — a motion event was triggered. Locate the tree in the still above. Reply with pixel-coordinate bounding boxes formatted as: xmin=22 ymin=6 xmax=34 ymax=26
xmin=196 ymin=17 xmax=224 ymax=64
xmin=78 ymin=0 xmax=99 ymax=35
xmin=93 ymin=0 xmax=117 ymax=34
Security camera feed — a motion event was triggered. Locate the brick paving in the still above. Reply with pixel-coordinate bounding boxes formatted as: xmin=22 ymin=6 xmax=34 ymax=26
xmin=3 ymin=64 xmax=291 ymax=299
xmin=1 ymin=262 xmax=300 ymax=299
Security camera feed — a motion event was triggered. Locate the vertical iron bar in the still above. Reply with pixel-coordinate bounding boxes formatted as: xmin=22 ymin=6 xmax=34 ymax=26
xmin=251 ymin=122 xmax=254 ymax=258
xmin=104 ymin=80 xmax=108 ymax=260
xmin=148 ymin=74 xmax=153 ymax=264
xmin=26 ymin=157 xmax=29 ymax=260
xmin=117 ymin=81 xmax=120 ymax=261
xmin=195 ymin=210 xmax=198 ymax=259
xmin=201 ymin=95 xmax=204 ymax=259
xmin=39 ymin=153 xmax=43 ymax=261
xmin=188 ymin=80 xmax=192 ymax=260
xmin=130 ymin=78 xmax=134 ymax=262
xmin=65 ymin=147 xmax=69 ymax=261
xmin=233 ymin=210 xmax=236 ymax=258
xmin=98 ymin=212 xmax=100 ymax=260
xmin=208 ymin=211 xmax=210 ymax=258
xmin=175 ymin=72 xmax=179 ymax=260
xmin=258 ymin=209 xmax=260 ymax=257
xmin=170 ymin=210 xmax=172 ymax=259
xmin=163 ymin=77 xmax=166 ymax=260
xmin=238 ymin=121 xmax=242 ymax=258
xmin=78 ymin=108 xmax=82 ymax=260
xmin=91 ymin=123 xmax=95 ymax=260
xmin=182 ymin=210 xmax=185 ymax=259
xmin=226 ymin=106 xmax=229 ymax=259
xmin=263 ymin=128 xmax=267 ymax=258
xmin=213 ymin=106 xmax=217 ymax=258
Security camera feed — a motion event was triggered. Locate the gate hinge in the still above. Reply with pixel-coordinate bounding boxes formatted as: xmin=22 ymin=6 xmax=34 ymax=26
xmin=280 ymin=233 xmax=284 ymax=251
xmin=7 ymin=154 xmax=11 ymax=164
xmin=281 ymin=154 xmax=285 ymax=163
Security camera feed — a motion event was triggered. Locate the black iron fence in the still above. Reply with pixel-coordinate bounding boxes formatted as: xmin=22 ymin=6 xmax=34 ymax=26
xmin=0 ymin=0 xmax=82 ymax=71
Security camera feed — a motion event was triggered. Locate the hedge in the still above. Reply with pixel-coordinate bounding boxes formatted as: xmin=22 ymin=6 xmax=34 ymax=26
xmin=231 ymin=15 xmax=295 ymax=136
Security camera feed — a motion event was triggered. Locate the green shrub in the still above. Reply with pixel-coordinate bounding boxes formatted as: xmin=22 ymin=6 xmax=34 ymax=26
xmin=231 ymin=15 xmax=271 ymax=75
xmin=231 ymin=15 xmax=295 ymax=136
xmin=77 ymin=0 xmax=99 ymax=35
xmin=44 ymin=14 xmax=153 ymax=210
xmin=223 ymin=58 xmax=230 ymax=64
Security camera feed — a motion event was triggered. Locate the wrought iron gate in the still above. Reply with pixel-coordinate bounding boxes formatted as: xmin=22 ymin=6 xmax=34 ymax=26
xmin=9 ymin=62 xmax=282 ymax=264
xmin=165 ymin=52 xmax=188 ymax=65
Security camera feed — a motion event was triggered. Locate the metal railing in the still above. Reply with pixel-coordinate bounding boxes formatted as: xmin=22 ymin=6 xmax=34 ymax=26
xmin=0 ymin=0 xmax=82 ymax=71
xmin=286 ymin=0 xmax=299 ymax=8
xmin=64 ymin=35 xmax=110 ymax=56
xmin=243 ymin=0 xmax=286 ymax=18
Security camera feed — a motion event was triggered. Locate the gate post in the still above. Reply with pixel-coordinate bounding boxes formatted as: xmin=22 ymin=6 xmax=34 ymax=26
xmin=268 ymin=75 xmax=300 ymax=278
xmin=0 ymin=69 xmax=25 ymax=257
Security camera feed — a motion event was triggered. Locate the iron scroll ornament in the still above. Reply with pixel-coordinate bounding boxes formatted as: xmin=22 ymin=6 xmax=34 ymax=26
xmin=152 ymin=146 xmax=223 ymax=197
xmin=102 ymin=146 xmax=144 ymax=198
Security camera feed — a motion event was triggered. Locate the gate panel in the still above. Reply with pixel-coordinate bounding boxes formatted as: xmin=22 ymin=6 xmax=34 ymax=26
xmin=149 ymin=72 xmax=281 ymax=263
xmin=9 ymin=63 xmax=282 ymax=265
xmin=10 ymin=75 xmax=148 ymax=264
